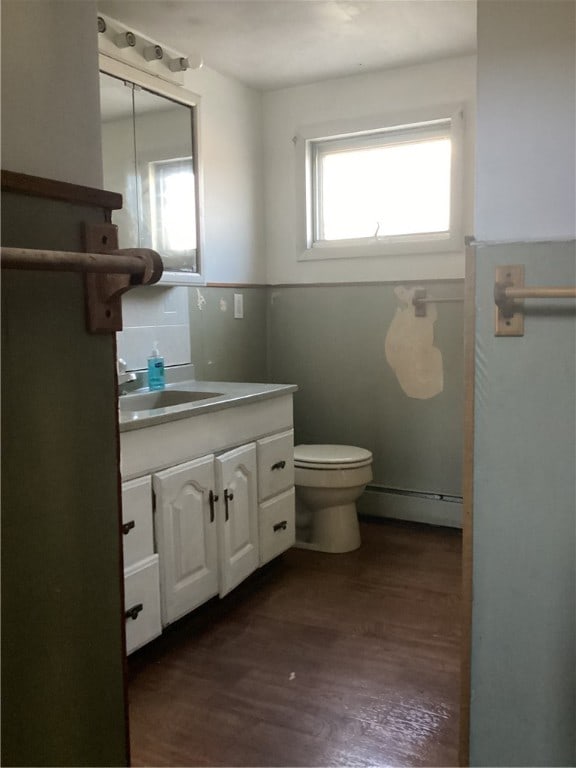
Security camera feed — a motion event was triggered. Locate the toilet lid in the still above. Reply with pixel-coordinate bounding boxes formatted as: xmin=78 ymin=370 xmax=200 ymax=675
xmin=294 ymin=444 xmax=372 ymax=469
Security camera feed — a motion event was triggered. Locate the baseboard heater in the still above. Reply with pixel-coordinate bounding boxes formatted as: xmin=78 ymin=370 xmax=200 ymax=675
xmin=358 ymin=484 xmax=463 ymax=529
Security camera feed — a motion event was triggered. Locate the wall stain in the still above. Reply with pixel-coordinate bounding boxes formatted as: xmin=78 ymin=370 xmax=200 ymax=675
xmin=385 ymin=286 xmax=444 ymax=399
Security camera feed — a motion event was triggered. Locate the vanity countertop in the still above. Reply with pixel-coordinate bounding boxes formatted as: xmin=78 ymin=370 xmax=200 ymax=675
xmin=119 ymin=379 xmax=298 ymax=433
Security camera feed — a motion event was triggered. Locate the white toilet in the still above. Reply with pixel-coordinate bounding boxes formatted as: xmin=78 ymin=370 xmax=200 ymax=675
xmin=294 ymin=444 xmax=373 ymax=553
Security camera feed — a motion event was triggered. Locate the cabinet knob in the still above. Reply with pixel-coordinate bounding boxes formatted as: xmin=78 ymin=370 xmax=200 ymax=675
xmin=273 ymin=520 xmax=288 ymax=532
xmin=122 ymin=520 xmax=135 ymax=535
xmin=271 ymin=460 xmax=286 ymax=471
xmin=125 ymin=603 xmax=143 ymax=621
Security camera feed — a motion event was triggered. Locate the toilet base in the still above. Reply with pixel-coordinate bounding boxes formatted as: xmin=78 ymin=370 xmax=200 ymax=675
xmin=295 ymin=502 xmax=361 ymax=553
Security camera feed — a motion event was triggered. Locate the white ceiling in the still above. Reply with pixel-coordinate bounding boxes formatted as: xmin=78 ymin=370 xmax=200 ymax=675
xmin=98 ymin=0 xmax=477 ymax=91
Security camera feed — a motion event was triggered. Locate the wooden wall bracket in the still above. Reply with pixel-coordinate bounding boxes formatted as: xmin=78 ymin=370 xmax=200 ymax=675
xmin=494 ymin=265 xmax=576 ymax=337
xmin=83 ymin=223 xmax=163 ymax=333
xmin=494 ymin=265 xmax=525 ymax=337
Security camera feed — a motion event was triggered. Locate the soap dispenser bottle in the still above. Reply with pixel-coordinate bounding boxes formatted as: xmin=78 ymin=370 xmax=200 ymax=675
xmin=147 ymin=342 xmax=165 ymax=391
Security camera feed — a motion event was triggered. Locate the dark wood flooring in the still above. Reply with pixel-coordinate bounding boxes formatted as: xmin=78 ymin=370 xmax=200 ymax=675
xmin=127 ymin=520 xmax=462 ymax=767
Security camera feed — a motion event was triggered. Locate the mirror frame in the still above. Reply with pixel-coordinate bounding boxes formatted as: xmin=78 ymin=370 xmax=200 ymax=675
xmin=99 ymin=54 xmax=205 ymax=286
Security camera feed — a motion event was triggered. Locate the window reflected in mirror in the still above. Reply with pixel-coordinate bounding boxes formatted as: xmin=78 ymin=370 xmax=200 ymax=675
xmin=99 ymin=71 xmax=200 ymax=281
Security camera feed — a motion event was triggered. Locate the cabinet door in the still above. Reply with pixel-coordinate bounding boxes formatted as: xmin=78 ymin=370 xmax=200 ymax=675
xmin=153 ymin=455 xmax=219 ymax=625
xmin=216 ymin=443 xmax=259 ymax=597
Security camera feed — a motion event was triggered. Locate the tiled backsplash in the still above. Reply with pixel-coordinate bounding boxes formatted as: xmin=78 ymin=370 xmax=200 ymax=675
xmin=117 ymin=286 xmax=191 ymax=370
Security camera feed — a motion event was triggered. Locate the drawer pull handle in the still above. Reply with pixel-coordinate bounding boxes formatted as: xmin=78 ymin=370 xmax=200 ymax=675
xmin=271 ymin=460 xmax=286 ymax=471
xmin=122 ymin=520 xmax=135 ymax=535
xmin=224 ymin=489 xmax=234 ymax=521
xmin=208 ymin=490 xmax=219 ymax=523
xmin=273 ymin=520 xmax=288 ymax=532
xmin=125 ymin=603 xmax=143 ymax=621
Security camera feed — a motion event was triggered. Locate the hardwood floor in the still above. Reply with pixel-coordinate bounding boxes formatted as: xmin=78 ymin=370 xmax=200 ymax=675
xmin=128 ymin=520 xmax=462 ymax=767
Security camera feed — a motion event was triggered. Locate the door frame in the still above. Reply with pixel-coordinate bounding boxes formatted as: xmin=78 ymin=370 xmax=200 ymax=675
xmin=459 ymin=243 xmax=476 ymax=766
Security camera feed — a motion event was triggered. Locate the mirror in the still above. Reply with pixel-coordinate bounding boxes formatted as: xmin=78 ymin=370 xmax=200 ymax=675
xmin=99 ymin=71 xmax=201 ymax=283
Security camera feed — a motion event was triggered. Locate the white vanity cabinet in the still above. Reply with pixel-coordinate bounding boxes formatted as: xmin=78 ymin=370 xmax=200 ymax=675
xmin=119 ymin=390 xmax=296 ymax=648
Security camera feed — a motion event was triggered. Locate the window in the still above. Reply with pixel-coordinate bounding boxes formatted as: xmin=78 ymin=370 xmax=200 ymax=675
xmin=299 ymin=110 xmax=463 ymax=260
xmin=149 ymin=157 xmax=197 ymax=272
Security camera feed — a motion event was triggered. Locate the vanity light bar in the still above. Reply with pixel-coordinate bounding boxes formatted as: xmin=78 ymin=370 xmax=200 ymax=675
xmin=101 ymin=14 xmax=203 ymax=76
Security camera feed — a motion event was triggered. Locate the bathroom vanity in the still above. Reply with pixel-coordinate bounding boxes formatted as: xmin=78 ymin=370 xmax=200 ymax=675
xmin=119 ymin=376 xmax=297 ymax=654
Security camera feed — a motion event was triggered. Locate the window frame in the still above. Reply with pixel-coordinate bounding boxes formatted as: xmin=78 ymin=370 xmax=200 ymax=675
xmin=296 ymin=106 xmax=464 ymax=262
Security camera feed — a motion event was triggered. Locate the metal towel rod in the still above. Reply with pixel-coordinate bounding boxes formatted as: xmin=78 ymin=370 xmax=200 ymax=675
xmin=412 ymin=288 xmax=464 ymax=316
xmin=494 ymin=264 xmax=576 ymax=336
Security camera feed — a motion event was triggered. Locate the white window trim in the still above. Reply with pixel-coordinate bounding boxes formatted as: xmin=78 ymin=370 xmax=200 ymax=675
xmin=99 ymin=54 xmax=206 ymax=286
xmin=295 ymin=105 xmax=464 ymax=262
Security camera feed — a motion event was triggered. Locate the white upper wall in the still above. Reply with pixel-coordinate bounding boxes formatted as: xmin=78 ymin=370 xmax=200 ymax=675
xmin=262 ymin=55 xmax=476 ymax=284
xmin=476 ymin=0 xmax=576 ymax=242
xmin=182 ymin=65 xmax=265 ymax=284
xmin=1 ymin=0 xmax=103 ymax=188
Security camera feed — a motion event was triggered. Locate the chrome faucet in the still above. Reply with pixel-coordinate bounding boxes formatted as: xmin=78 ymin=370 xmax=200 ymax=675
xmin=117 ymin=358 xmax=137 ymax=386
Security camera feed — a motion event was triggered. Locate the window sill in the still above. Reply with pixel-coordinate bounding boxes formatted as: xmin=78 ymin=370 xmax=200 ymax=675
xmin=156 ymin=271 xmax=206 ymax=287
xmin=298 ymin=233 xmax=462 ymax=262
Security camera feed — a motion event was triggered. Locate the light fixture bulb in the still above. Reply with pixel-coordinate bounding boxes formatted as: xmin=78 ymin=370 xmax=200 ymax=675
xmin=188 ymin=52 xmax=204 ymax=70
xmin=114 ymin=31 xmax=136 ymax=49
xmin=144 ymin=44 xmax=164 ymax=61
xmin=168 ymin=56 xmax=189 ymax=72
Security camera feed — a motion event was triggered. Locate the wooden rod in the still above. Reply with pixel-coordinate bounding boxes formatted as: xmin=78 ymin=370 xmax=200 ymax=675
xmin=504 ymin=286 xmax=576 ymax=300
xmin=1 ymin=247 xmax=145 ymax=275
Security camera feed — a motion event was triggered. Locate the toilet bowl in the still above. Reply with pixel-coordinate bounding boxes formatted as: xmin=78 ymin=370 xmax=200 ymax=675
xmin=294 ymin=444 xmax=373 ymax=553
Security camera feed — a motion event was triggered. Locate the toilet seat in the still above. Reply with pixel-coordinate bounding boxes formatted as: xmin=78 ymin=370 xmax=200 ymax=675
xmin=294 ymin=444 xmax=373 ymax=471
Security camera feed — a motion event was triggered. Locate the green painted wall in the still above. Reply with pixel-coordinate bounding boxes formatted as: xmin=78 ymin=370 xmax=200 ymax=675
xmin=267 ymin=283 xmax=464 ymax=496
xmin=1 ymin=194 xmax=128 ymax=766
xmin=190 ymin=286 xmax=268 ymax=382
xmin=471 ymin=241 xmax=576 ymax=765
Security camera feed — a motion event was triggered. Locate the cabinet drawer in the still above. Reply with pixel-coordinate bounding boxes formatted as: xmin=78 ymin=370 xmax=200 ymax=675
xmin=257 ymin=430 xmax=294 ymax=501
xmin=124 ymin=555 xmax=161 ymax=655
xmin=259 ymin=488 xmax=295 ymax=566
xmin=122 ymin=476 xmax=154 ymax=568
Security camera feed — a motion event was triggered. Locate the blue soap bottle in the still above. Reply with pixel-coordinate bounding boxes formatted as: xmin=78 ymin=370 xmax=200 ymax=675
xmin=147 ymin=342 xmax=165 ymax=391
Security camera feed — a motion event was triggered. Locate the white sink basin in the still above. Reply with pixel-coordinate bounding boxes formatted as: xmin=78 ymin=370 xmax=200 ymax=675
xmin=119 ymin=389 xmax=223 ymax=413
